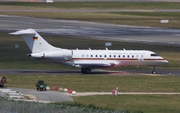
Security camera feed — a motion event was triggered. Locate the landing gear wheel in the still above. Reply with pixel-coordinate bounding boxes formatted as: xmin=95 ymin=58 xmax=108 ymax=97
xmin=152 ymin=71 xmax=156 ymax=74
xmin=152 ymin=66 xmax=156 ymax=74
xmin=81 ymin=68 xmax=85 ymax=74
xmin=86 ymin=68 xmax=91 ymax=74
xmin=81 ymin=68 xmax=92 ymax=74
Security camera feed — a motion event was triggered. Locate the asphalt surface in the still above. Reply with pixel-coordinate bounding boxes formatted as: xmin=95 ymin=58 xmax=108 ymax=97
xmin=0 ymin=69 xmax=179 ymax=75
xmin=5 ymin=88 xmax=180 ymax=103
xmin=1 ymin=15 xmax=180 ymax=46
xmin=5 ymin=87 xmax=180 ymax=103
xmin=10 ymin=87 xmax=74 ymax=102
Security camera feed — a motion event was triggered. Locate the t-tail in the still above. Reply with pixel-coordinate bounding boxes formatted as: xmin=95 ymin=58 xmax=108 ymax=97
xmin=10 ymin=29 xmax=59 ymax=53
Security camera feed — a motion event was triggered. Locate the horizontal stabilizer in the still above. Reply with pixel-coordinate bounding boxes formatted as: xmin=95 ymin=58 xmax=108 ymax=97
xmin=10 ymin=29 xmax=36 ymax=35
xmin=10 ymin=29 xmax=59 ymax=53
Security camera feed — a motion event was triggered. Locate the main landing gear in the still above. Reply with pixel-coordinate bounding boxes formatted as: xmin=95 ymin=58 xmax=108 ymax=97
xmin=152 ymin=66 xmax=156 ymax=74
xmin=81 ymin=68 xmax=92 ymax=74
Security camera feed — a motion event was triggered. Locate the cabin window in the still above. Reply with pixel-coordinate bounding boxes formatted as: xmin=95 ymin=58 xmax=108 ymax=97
xmin=123 ymin=55 xmax=125 ymax=58
xmin=91 ymin=55 xmax=93 ymax=57
xmin=118 ymin=55 xmax=120 ymax=58
xmin=86 ymin=55 xmax=88 ymax=57
xmin=114 ymin=55 xmax=116 ymax=58
xmin=109 ymin=55 xmax=111 ymax=58
xmin=100 ymin=55 xmax=102 ymax=57
xmin=104 ymin=55 xmax=107 ymax=58
xmin=96 ymin=55 xmax=98 ymax=57
xmin=82 ymin=55 xmax=84 ymax=57
xmin=151 ymin=54 xmax=159 ymax=56
xmin=132 ymin=55 xmax=134 ymax=58
xmin=127 ymin=55 xmax=129 ymax=58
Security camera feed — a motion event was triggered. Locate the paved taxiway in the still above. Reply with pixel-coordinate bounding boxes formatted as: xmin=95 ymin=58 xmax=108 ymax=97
xmin=10 ymin=88 xmax=74 ymax=102
xmin=0 ymin=15 xmax=180 ymax=46
xmin=0 ymin=69 xmax=179 ymax=75
xmin=7 ymin=88 xmax=180 ymax=103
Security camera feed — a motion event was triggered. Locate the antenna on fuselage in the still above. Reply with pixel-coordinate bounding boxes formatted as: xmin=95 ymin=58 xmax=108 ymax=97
xmin=123 ymin=48 xmax=126 ymax=51
xmin=105 ymin=48 xmax=108 ymax=50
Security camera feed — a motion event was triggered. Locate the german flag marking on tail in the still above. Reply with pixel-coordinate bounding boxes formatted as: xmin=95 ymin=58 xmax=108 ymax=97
xmin=33 ymin=37 xmax=38 ymax=40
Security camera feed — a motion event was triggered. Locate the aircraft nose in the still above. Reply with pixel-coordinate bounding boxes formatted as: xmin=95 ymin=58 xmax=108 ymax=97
xmin=165 ymin=60 xmax=169 ymax=64
xmin=162 ymin=59 xmax=168 ymax=64
xmin=159 ymin=57 xmax=168 ymax=65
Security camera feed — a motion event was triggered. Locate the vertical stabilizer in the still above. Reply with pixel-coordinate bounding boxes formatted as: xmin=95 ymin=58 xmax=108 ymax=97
xmin=10 ymin=29 xmax=58 ymax=53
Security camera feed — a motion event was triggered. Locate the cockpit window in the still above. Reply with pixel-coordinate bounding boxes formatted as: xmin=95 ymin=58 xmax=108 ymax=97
xmin=151 ymin=54 xmax=159 ymax=56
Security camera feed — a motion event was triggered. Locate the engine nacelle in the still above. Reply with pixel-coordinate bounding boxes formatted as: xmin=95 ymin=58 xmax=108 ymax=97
xmin=27 ymin=53 xmax=44 ymax=59
xmin=27 ymin=50 xmax=72 ymax=59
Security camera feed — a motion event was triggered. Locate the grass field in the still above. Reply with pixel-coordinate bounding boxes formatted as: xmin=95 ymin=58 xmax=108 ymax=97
xmin=72 ymin=95 xmax=180 ymax=113
xmin=4 ymin=74 xmax=180 ymax=92
xmin=0 ymin=2 xmax=180 ymax=28
xmin=1 ymin=2 xmax=180 ymax=10
xmin=3 ymin=73 xmax=180 ymax=113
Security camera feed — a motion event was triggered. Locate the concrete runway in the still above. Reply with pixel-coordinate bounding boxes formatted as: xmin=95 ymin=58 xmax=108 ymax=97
xmin=1 ymin=15 xmax=180 ymax=46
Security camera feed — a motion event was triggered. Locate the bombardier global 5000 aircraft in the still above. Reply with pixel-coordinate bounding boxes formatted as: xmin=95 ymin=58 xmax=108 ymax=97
xmin=10 ymin=29 xmax=168 ymax=74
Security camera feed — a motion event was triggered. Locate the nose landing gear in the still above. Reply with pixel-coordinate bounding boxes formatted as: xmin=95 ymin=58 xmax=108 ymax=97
xmin=152 ymin=66 xmax=156 ymax=74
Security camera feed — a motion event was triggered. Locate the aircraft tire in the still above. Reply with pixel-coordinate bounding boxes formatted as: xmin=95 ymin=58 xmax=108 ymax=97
xmin=85 ymin=68 xmax=91 ymax=74
xmin=81 ymin=68 xmax=91 ymax=74
xmin=81 ymin=68 xmax=85 ymax=74
xmin=152 ymin=66 xmax=156 ymax=74
xmin=152 ymin=71 xmax=156 ymax=74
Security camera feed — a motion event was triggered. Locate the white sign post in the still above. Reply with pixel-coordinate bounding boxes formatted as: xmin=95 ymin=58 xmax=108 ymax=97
xmin=105 ymin=42 xmax=112 ymax=47
xmin=46 ymin=0 xmax=53 ymax=3
xmin=160 ymin=20 xmax=169 ymax=24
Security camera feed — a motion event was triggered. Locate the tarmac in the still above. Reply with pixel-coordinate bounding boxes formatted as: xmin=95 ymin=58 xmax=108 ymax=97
xmin=4 ymin=88 xmax=180 ymax=103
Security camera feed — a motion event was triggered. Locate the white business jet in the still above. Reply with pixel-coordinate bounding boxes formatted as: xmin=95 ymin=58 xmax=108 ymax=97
xmin=10 ymin=29 xmax=168 ymax=74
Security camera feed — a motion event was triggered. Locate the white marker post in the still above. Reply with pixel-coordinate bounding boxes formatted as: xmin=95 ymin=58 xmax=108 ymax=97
xmin=160 ymin=20 xmax=169 ymax=24
xmin=46 ymin=0 xmax=53 ymax=3
xmin=105 ymin=42 xmax=112 ymax=47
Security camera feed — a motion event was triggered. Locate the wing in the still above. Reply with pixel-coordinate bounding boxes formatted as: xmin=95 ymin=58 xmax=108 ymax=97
xmin=73 ymin=60 xmax=120 ymax=68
